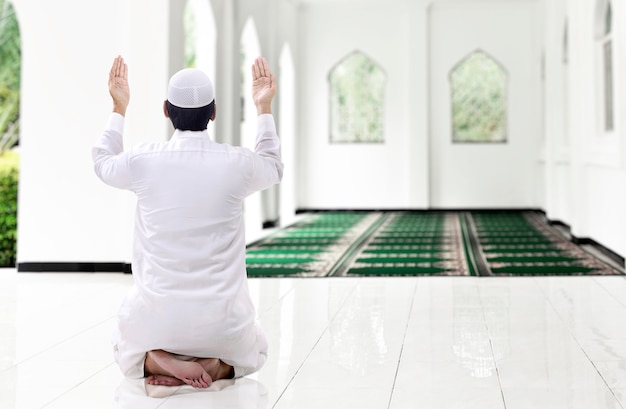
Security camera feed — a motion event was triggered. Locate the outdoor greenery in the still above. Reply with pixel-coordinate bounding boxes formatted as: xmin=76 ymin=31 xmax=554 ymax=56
xmin=184 ymin=0 xmax=197 ymax=68
xmin=450 ymin=50 xmax=507 ymax=143
xmin=329 ymin=51 xmax=385 ymax=143
xmin=0 ymin=0 xmax=19 ymax=267
xmin=0 ymin=151 xmax=17 ymax=266
xmin=0 ymin=0 xmax=19 ymax=151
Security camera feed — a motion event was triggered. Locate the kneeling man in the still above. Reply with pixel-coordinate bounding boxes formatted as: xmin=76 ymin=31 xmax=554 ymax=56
xmin=93 ymin=55 xmax=282 ymax=388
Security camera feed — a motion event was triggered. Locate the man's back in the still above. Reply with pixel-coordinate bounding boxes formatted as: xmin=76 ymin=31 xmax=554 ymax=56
xmin=95 ymin=55 xmax=280 ymax=385
xmin=129 ymin=132 xmax=254 ymax=301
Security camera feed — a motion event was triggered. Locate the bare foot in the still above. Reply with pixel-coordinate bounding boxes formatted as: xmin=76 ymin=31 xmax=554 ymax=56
xmin=145 ymin=350 xmax=212 ymax=388
xmin=196 ymin=358 xmax=234 ymax=381
xmin=146 ymin=374 xmax=185 ymax=386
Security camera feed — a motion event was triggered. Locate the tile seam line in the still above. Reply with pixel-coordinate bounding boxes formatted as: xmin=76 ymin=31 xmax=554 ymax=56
xmin=476 ymin=281 xmax=507 ymax=409
xmin=257 ymin=283 xmax=297 ymax=319
xmin=0 ymin=315 xmax=116 ymax=376
xmin=532 ymin=276 xmax=625 ymax=409
xmin=270 ymin=277 xmax=362 ymax=409
xmin=41 ymin=363 xmax=116 ymax=408
xmin=386 ymin=278 xmax=419 ymax=409
xmin=592 ymin=275 xmax=626 ymax=310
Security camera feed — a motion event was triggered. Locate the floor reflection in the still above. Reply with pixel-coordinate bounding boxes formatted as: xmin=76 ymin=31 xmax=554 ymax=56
xmin=113 ymin=376 xmax=268 ymax=408
xmin=452 ymin=283 xmax=510 ymax=379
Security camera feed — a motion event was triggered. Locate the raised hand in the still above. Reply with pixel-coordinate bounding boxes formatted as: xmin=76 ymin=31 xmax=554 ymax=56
xmin=108 ymin=55 xmax=130 ymax=116
xmin=251 ymin=56 xmax=276 ymax=115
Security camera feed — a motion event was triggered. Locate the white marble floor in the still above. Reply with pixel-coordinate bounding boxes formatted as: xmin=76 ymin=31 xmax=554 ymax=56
xmin=1 ymin=269 xmax=626 ymax=408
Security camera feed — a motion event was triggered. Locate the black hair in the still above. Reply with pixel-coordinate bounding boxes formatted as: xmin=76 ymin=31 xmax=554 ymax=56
xmin=165 ymin=100 xmax=215 ymax=131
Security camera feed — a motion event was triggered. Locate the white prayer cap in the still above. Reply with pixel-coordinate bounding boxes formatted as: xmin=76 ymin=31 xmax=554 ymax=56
xmin=167 ymin=68 xmax=214 ymax=108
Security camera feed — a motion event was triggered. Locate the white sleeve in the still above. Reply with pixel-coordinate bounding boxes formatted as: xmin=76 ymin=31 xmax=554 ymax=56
xmin=245 ymin=114 xmax=284 ymax=196
xmin=92 ymin=113 xmax=133 ymax=191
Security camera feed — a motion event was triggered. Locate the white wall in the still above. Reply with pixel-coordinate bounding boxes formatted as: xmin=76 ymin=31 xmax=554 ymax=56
xmin=581 ymin=0 xmax=626 ymax=257
xmin=542 ymin=0 xmax=571 ymax=223
xmin=428 ymin=1 xmax=543 ymax=209
xmin=231 ymin=0 xmax=299 ymax=227
xmin=543 ymin=0 xmax=626 ymax=258
xmin=298 ymin=1 xmax=424 ymax=209
xmin=13 ymin=0 xmax=626 ymax=267
xmin=14 ymin=0 xmax=299 ymax=267
xmin=14 ymin=0 xmax=170 ymax=264
xmin=297 ymin=0 xmax=544 ymax=210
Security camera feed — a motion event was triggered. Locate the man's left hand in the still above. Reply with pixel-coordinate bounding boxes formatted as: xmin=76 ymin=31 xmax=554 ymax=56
xmin=108 ymin=55 xmax=130 ymax=116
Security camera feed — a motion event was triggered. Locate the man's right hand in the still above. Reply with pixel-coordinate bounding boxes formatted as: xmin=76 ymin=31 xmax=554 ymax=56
xmin=108 ymin=55 xmax=130 ymax=117
xmin=251 ymin=56 xmax=276 ymax=115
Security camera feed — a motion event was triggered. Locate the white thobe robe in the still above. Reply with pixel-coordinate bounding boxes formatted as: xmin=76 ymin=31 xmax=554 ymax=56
xmin=92 ymin=113 xmax=283 ymax=378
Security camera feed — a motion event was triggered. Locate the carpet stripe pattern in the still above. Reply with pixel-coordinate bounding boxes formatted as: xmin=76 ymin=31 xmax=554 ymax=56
xmin=246 ymin=211 xmax=378 ymax=277
xmin=468 ymin=211 xmax=622 ymax=276
xmin=246 ymin=211 xmax=623 ymax=277
xmin=341 ymin=212 xmax=471 ymax=276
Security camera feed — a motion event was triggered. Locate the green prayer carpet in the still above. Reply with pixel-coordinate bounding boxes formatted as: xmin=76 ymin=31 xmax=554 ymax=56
xmin=343 ymin=212 xmax=472 ymax=276
xmin=469 ymin=211 xmax=621 ymax=276
xmin=246 ymin=211 xmax=373 ymax=277
xmin=246 ymin=211 xmax=624 ymax=277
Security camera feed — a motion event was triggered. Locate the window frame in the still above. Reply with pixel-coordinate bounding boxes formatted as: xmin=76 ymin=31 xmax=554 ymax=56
xmin=448 ymin=49 xmax=509 ymax=144
xmin=328 ymin=50 xmax=387 ymax=144
xmin=594 ymin=0 xmax=615 ymax=134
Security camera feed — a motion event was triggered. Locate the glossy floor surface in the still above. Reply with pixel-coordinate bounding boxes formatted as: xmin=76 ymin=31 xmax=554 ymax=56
xmin=1 ymin=269 xmax=626 ymax=408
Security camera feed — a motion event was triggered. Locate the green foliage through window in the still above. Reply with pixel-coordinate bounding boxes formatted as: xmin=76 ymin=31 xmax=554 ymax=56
xmin=0 ymin=0 xmax=18 ymax=267
xmin=0 ymin=0 xmax=20 ymax=151
xmin=450 ymin=50 xmax=507 ymax=143
xmin=329 ymin=51 xmax=385 ymax=143
xmin=183 ymin=1 xmax=196 ymax=68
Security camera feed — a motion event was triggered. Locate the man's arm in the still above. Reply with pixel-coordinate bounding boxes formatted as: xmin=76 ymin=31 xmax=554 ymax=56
xmin=92 ymin=56 xmax=133 ymax=190
xmin=246 ymin=57 xmax=284 ymax=195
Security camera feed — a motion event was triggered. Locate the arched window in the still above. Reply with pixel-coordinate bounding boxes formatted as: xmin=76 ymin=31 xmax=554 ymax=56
xmin=184 ymin=1 xmax=197 ymax=68
xmin=240 ymin=18 xmax=260 ymax=126
xmin=0 ymin=0 xmax=19 ymax=267
xmin=595 ymin=0 xmax=613 ymax=132
xmin=0 ymin=0 xmax=20 ymax=151
xmin=184 ymin=0 xmax=216 ymax=77
xmin=449 ymin=50 xmax=508 ymax=143
xmin=239 ymin=17 xmax=263 ymax=237
xmin=562 ymin=18 xmax=570 ymax=145
xmin=329 ymin=51 xmax=385 ymax=143
xmin=279 ymin=43 xmax=297 ymax=226
xmin=183 ymin=0 xmax=217 ymax=137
